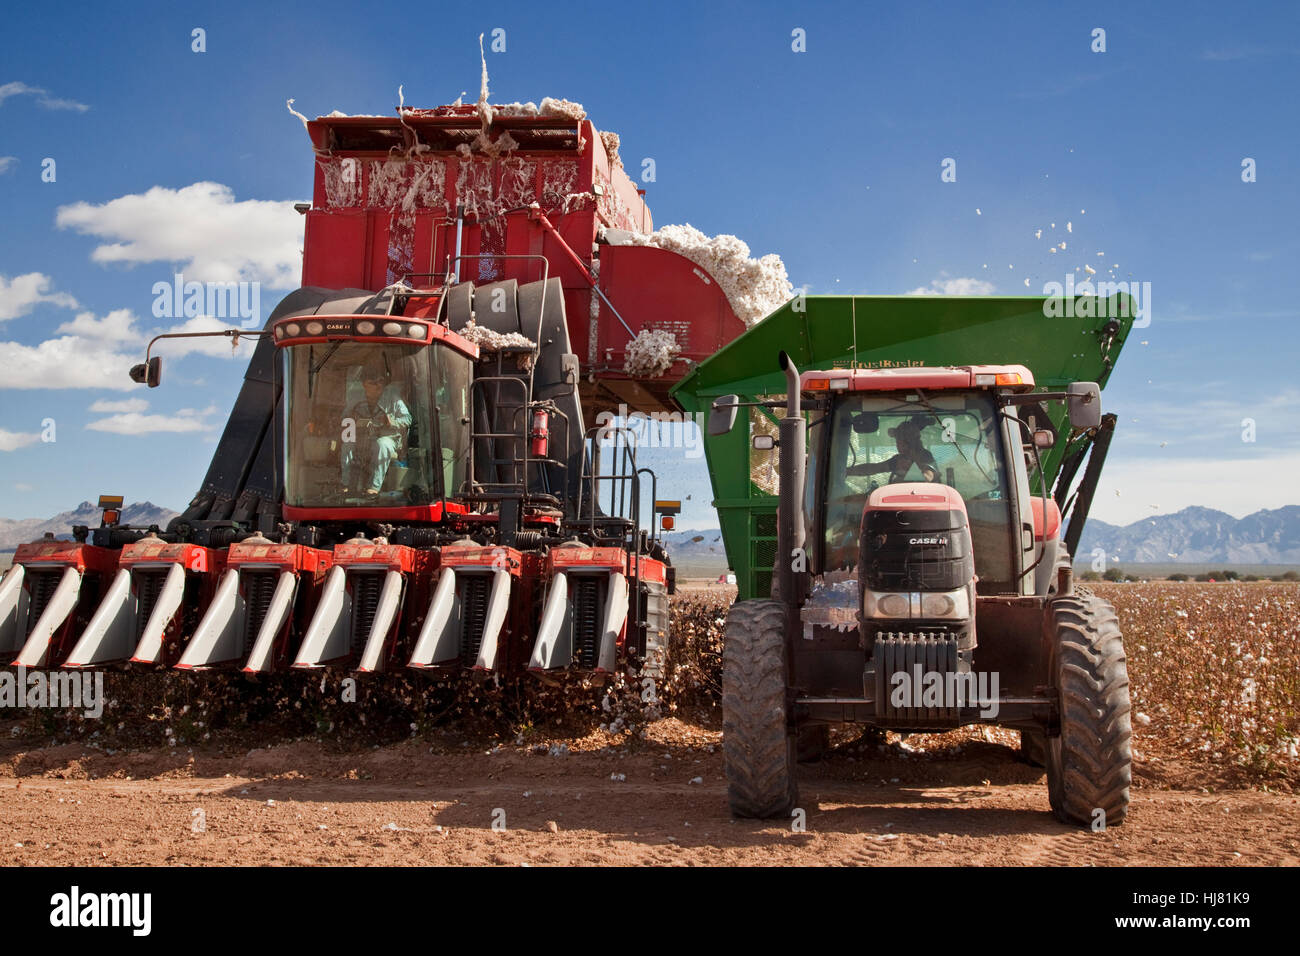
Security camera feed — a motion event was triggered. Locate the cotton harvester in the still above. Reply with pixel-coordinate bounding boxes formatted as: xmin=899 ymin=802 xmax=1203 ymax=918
xmin=0 ymin=102 xmax=754 ymax=681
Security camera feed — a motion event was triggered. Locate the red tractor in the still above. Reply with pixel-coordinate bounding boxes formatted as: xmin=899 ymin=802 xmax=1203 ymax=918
xmin=708 ymin=354 xmax=1132 ymax=827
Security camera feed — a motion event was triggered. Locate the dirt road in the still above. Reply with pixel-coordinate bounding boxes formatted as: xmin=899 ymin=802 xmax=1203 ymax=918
xmin=3 ymin=720 xmax=1296 ymax=866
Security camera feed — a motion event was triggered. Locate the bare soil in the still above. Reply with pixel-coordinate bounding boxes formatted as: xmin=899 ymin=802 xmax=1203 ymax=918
xmin=3 ymin=718 xmax=1297 ymax=866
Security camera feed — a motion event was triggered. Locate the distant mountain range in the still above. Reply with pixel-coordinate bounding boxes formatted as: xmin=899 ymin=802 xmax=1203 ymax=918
xmin=666 ymin=505 xmax=1300 ymax=568
xmin=3 ymin=503 xmax=1297 ymax=566
xmin=1076 ymin=505 xmax=1300 ymax=565
xmin=0 ymin=501 xmax=178 ymax=552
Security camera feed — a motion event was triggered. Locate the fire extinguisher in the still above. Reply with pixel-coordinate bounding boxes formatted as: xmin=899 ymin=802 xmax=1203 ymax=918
xmin=530 ymin=409 xmax=549 ymax=458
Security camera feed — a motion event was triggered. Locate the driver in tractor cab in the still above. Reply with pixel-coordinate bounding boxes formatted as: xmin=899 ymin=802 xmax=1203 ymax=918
xmin=847 ymin=415 xmax=939 ymax=484
xmin=341 ymin=366 xmax=412 ymax=495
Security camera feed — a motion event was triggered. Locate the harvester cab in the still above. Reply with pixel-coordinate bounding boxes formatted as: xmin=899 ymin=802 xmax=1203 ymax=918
xmin=709 ymin=352 xmax=1132 ymax=828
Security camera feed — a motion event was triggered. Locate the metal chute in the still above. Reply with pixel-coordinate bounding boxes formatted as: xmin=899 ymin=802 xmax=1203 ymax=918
xmin=177 ymin=566 xmax=296 ymax=670
xmin=470 ymin=570 xmax=512 ymax=673
xmin=356 ymin=571 xmax=405 ymax=673
xmin=12 ymin=566 xmax=83 ymax=668
xmin=0 ymin=565 xmax=28 ymax=659
xmin=63 ymin=568 xmax=135 ymax=668
xmin=242 ymin=571 xmax=299 ymax=672
xmin=528 ymin=572 xmax=570 ymax=673
xmin=129 ymin=563 xmax=188 ymax=665
xmin=290 ymin=565 xmax=350 ymax=669
xmin=407 ymin=569 xmax=458 ymax=669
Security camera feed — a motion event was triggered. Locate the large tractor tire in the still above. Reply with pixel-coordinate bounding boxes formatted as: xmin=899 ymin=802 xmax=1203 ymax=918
xmin=722 ymin=599 xmax=798 ymax=818
xmin=1045 ymin=594 xmax=1132 ymax=827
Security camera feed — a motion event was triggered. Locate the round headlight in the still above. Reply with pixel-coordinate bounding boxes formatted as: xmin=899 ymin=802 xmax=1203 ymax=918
xmin=274 ymin=325 xmax=285 ymax=339
xmin=305 ymin=321 xmax=324 ymax=336
xmin=284 ymin=322 xmax=301 ymax=336
xmin=407 ymin=324 xmax=424 ymax=338
xmin=383 ymin=321 xmax=403 ymax=336
xmin=920 ymin=592 xmax=956 ymax=617
xmin=877 ymin=593 xmax=910 ymax=618
xmin=356 ymin=320 xmax=375 ymax=335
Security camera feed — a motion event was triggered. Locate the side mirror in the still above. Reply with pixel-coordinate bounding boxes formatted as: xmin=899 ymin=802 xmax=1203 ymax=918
xmin=851 ymin=412 xmax=880 ymax=434
xmin=1066 ymin=382 xmax=1101 ymax=429
xmin=130 ymin=356 xmax=163 ymax=388
xmin=708 ymin=394 xmax=739 ymax=436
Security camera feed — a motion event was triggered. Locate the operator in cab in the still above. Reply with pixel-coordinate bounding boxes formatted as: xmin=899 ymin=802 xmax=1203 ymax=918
xmin=341 ymin=365 xmax=412 ymax=495
xmin=847 ymin=416 xmax=938 ymax=483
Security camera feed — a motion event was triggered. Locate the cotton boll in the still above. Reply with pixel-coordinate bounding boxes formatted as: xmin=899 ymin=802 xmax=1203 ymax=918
xmin=457 ymin=322 xmax=536 ymax=351
xmin=539 ymin=97 xmax=587 ymax=122
xmin=628 ymin=224 xmax=794 ymax=327
xmin=623 ymin=329 xmax=681 ymax=377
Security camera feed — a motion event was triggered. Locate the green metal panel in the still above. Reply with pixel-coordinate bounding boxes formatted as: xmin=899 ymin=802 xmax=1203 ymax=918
xmin=671 ymin=294 xmax=1135 ymax=600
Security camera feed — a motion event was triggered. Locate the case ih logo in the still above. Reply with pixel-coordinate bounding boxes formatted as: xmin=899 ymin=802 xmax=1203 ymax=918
xmin=908 ymin=537 xmax=948 ymax=545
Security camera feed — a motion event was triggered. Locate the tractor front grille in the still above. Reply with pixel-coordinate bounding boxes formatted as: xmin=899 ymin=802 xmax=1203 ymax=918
xmin=459 ymin=574 xmax=491 ymax=666
xmin=241 ymin=570 xmax=281 ymax=652
xmin=133 ymin=569 xmax=170 ymax=643
xmin=572 ymin=575 xmax=603 ymax=669
xmin=349 ymin=572 xmax=385 ymax=656
xmin=24 ymin=570 xmax=64 ymax=637
xmin=872 ymin=632 xmax=963 ymax=727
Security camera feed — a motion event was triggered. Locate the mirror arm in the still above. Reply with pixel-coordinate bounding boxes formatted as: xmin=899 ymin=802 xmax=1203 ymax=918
xmin=142 ymin=328 xmax=270 ymax=365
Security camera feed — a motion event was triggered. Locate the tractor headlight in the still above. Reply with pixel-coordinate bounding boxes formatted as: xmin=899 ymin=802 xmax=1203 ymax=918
xmin=919 ymin=588 xmax=970 ymax=620
xmin=863 ymin=587 xmax=971 ymax=621
xmin=863 ymin=590 xmax=910 ymax=619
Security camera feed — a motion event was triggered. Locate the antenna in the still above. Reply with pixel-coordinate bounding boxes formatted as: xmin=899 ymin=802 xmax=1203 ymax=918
xmin=851 ymin=297 xmax=858 ymax=368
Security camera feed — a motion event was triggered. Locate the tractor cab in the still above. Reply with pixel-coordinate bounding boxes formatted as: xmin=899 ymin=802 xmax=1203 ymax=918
xmin=272 ymin=316 xmax=478 ymax=521
xmin=800 ymin=366 xmax=1043 ymax=595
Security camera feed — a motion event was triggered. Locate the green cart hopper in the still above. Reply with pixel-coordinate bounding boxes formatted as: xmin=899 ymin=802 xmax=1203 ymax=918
xmin=672 ymin=295 xmax=1133 ymax=601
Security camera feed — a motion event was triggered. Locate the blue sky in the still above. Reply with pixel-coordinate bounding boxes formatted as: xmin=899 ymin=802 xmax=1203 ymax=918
xmin=1 ymin=0 xmax=1296 ymax=531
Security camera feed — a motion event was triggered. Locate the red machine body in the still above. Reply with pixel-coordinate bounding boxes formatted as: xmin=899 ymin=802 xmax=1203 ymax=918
xmin=301 ymin=107 xmax=746 ymax=413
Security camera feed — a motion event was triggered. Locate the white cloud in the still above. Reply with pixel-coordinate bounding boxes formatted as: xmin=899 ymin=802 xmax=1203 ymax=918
xmin=0 ymin=428 xmax=41 ymax=452
xmin=0 ymin=334 xmax=142 ymax=390
xmin=0 ymin=81 xmax=88 ymax=112
xmin=14 ymin=483 xmax=33 ymax=492
xmin=56 ymin=308 xmax=140 ymax=343
xmin=88 ymin=398 xmax=149 ymax=414
xmin=85 ymin=406 xmax=216 ymax=435
xmin=56 ymin=182 xmax=303 ymax=287
xmin=0 ymin=305 xmax=257 ymax=390
xmin=0 ymin=272 xmax=79 ymax=320
xmin=0 ymin=157 xmax=16 ymax=175
xmin=38 ymin=96 xmax=90 ymax=112
xmin=0 ymin=82 xmax=42 ymax=104
xmin=906 ymin=277 xmax=996 ymax=296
